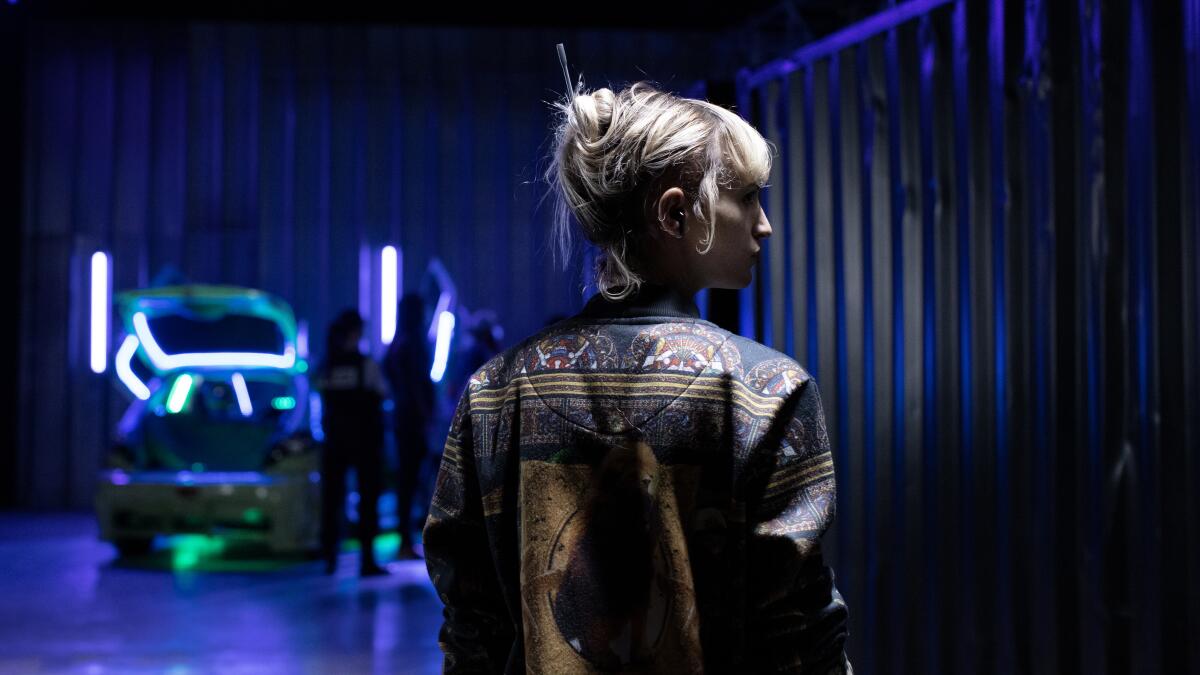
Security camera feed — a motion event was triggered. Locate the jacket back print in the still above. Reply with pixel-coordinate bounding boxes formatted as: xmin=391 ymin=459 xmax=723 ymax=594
xmin=424 ymin=290 xmax=850 ymax=674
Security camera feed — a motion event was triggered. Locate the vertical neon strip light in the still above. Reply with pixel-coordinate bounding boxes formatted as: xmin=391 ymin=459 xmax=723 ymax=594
xmin=430 ymin=311 xmax=455 ymax=382
xmin=231 ymin=373 xmax=253 ymax=417
xmin=381 ymin=246 xmax=398 ymax=344
xmin=90 ymin=252 xmax=109 ymax=373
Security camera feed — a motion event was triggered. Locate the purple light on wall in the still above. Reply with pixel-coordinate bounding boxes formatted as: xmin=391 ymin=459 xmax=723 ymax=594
xmin=358 ymin=244 xmax=372 ymax=353
xmin=297 ymin=320 xmax=309 ymax=359
xmin=743 ymin=0 xmax=954 ymax=89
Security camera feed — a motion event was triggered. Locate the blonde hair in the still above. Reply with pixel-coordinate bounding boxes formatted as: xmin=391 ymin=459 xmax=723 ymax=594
xmin=547 ymin=82 xmax=772 ymax=300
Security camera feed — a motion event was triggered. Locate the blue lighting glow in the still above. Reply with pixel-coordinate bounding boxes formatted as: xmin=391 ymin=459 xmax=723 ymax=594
xmin=430 ymin=311 xmax=455 ymax=383
xmin=381 ymin=246 xmax=400 ymax=345
xmin=297 ymin=320 xmax=309 ymax=358
xmin=90 ymin=252 xmax=109 ymax=373
xmin=309 ymin=392 xmax=324 ymax=441
xmin=230 ymin=373 xmax=253 ymax=417
xmin=132 ymin=312 xmax=297 ymax=371
xmin=115 ymin=334 xmax=151 ymax=400
xmin=103 ymin=469 xmax=276 ymax=486
xmin=741 ymin=0 xmax=954 ymax=90
xmin=428 ymin=291 xmax=451 ymax=342
xmin=166 ymin=374 xmax=195 ymax=414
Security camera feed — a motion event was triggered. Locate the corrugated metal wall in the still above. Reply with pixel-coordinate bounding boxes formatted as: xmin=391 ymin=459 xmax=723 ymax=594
xmin=736 ymin=0 xmax=1200 ymax=672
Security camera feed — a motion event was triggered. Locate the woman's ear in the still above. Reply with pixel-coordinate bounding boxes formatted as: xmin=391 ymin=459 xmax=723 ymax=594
xmin=654 ymin=187 xmax=688 ymax=239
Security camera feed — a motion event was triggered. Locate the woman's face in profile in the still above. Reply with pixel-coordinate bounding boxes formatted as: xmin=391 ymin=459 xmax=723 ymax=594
xmin=687 ymin=182 xmax=772 ymax=290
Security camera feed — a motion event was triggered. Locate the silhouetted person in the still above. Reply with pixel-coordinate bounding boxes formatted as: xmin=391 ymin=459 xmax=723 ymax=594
xmin=316 ymin=309 xmax=389 ymax=576
xmin=383 ymin=294 xmax=434 ymax=559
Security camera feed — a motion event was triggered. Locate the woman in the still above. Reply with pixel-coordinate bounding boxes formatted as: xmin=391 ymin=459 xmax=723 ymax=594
xmin=424 ymin=82 xmax=851 ymax=673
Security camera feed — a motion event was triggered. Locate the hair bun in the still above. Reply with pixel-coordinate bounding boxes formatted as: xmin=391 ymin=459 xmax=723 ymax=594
xmin=571 ymin=88 xmax=616 ymax=143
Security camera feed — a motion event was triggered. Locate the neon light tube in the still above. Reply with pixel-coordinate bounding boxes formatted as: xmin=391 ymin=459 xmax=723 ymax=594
xmin=430 ymin=310 xmax=455 ymax=383
xmin=115 ymin=334 xmax=150 ymax=400
xmin=231 ymin=373 xmax=253 ymax=417
xmin=90 ymin=252 xmax=109 ymax=373
xmin=381 ymin=246 xmax=398 ymax=344
xmin=271 ymin=396 xmax=296 ymax=410
xmin=427 ymin=291 xmax=450 ymax=342
xmin=166 ymin=374 xmax=195 ymax=414
xmin=132 ymin=312 xmax=296 ymax=370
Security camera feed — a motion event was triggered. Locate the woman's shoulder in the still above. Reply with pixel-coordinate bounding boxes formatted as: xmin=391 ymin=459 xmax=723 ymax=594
xmin=461 ymin=323 xmax=559 ymax=394
xmin=722 ymin=333 xmax=815 ymax=399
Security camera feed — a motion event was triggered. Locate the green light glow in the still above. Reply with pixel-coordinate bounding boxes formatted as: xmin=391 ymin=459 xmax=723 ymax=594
xmin=271 ymin=396 xmax=297 ymax=410
xmin=374 ymin=532 xmax=400 ymax=560
xmin=296 ymin=360 xmax=308 ymax=373
xmin=242 ymin=508 xmax=264 ymax=525
xmin=336 ymin=533 xmax=400 ymax=560
xmin=166 ymin=374 xmax=195 ymax=414
xmin=170 ymin=535 xmax=225 ymax=571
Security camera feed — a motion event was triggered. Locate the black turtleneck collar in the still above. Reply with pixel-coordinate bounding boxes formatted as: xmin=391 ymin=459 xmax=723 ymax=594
xmin=577 ymin=283 xmax=701 ymax=321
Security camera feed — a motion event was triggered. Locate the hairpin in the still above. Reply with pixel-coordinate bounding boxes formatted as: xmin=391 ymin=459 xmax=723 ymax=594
xmin=556 ymin=43 xmax=574 ymax=97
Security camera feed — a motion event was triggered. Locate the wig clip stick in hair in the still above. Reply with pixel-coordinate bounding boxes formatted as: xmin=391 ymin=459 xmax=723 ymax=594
xmin=556 ymin=43 xmax=575 ymax=96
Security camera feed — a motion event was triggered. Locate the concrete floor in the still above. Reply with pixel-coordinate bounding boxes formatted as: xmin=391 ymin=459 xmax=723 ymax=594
xmin=0 ymin=513 xmax=444 ymax=674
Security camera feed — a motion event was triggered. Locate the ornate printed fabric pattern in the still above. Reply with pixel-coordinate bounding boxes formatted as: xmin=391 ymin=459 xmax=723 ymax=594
xmin=425 ymin=316 xmax=850 ymax=674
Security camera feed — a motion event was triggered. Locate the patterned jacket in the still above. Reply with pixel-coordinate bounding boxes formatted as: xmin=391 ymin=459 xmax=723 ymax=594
xmin=424 ymin=286 xmax=851 ymax=674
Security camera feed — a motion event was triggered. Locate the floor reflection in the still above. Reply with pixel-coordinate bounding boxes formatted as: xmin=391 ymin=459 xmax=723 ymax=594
xmin=0 ymin=513 xmax=443 ymax=674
